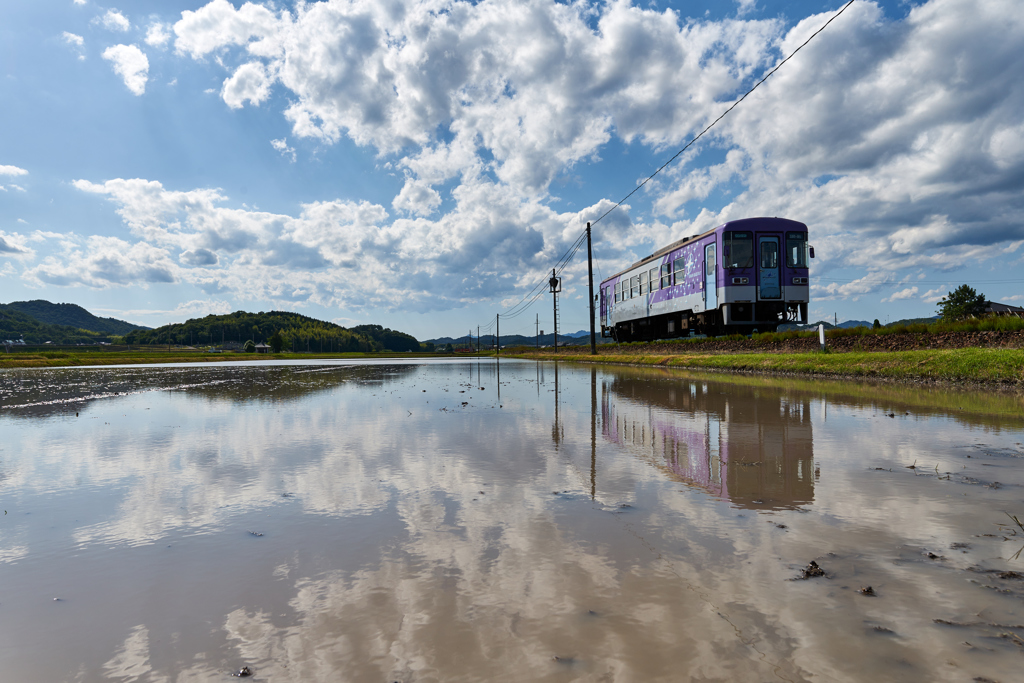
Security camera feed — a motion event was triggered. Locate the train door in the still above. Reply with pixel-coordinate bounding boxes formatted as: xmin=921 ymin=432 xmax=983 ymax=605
xmin=757 ymin=236 xmax=781 ymax=299
xmin=704 ymin=243 xmax=717 ymax=310
xmin=600 ymin=284 xmax=608 ymax=327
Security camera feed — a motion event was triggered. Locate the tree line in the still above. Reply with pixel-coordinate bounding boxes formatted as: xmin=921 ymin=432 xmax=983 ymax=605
xmin=123 ymin=311 xmax=420 ymax=352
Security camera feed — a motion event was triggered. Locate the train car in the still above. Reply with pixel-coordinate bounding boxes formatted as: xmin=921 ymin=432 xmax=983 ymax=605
xmin=599 ymin=217 xmax=812 ymax=340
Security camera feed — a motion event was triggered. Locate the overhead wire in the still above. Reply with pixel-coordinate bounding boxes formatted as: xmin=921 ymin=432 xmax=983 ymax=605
xmin=818 ymin=277 xmax=1024 ymax=285
xmin=588 ymin=0 xmax=858 ymax=230
xmin=480 ymin=0 xmax=858 ymax=335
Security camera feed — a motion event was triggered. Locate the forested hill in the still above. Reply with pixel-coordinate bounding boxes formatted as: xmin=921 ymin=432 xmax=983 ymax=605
xmin=2 ymin=300 xmax=147 ymax=335
xmin=124 ymin=311 xmax=420 ymax=352
xmin=1 ymin=308 xmax=110 ymax=344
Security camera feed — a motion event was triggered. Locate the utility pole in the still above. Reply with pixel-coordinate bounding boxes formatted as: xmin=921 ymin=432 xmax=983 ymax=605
xmin=535 ymin=314 xmax=539 ymax=350
xmin=496 ymin=314 xmax=500 ymax=355
xmin=477 ymin=325 xmax=480 ymax=353
xmin=550 ymin=268 xmax=560 ymax=353
xmin=587 ymin=221 xmax=596 ymax=355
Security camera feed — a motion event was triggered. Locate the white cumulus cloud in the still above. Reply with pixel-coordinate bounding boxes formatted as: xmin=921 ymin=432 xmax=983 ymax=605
xmin=393 ymin=179 xmax=442 ymax=217
xmin=98 ymin=9 xmax=130 ymax=32
xmin=145 ymin=22 xmax=171 ymax=48
xmin=270 ymin=138 xmax=295 ymax=162
xmin=102 ymin=44 xmax=149 ymax=96
xmin=221 ymin=61 xmax=273 ymax=109
xmin=39 ymin=0 xmax=1024 ymax=311
xmin=62 ymin=31 xmax=84 ymax=46
xmin=62 ymin=31 xmax=87 ymax=60
xmin=881 ymin=286 xmax=920 ymax=303
xmin=92 ymin=9 xmax=132 ymax=33
xmin=0 ymin=165 xmax=28 ymax=176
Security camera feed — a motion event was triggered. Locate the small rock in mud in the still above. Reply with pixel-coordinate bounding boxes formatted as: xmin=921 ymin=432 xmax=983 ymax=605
xmin=859 ymin=586 xmax=876 ymax=596
xmin=927 ymin=552 xmax=943 ymax=560
xmin=998 ymin=571 xmax=1024 ymax=580
xmin=950 ymin=542 xmax=971 ymax=549
xmin=797 ymin=560 xmax=826 ymax=579
xmin=232 ymin=666 xmax=253 ymax=677
xmin=872 ymin=625 xmax=895 ymax=634
xmin=248 ymin=531 xmax=264 ymax=537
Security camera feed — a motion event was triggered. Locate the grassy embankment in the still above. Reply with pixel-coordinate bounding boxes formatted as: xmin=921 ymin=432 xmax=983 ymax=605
xmin=0 ymin=349 xmax=480 ymax=369
xmin=507 ymin=317 xmax=1024 ymax=385
xmin=509 ymin=347 xmax=1024 ymax=384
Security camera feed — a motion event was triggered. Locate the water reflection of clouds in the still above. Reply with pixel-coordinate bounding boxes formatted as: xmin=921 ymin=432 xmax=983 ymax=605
xmin=3 ymin=362 xmax=1024 ymax=681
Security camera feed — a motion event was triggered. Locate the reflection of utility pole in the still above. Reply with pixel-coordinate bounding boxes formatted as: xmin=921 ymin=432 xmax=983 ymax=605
xmin=552 ymin=362 xmax=561 ymax=447
xmin=590 ymin=366 xmax=597 ymax=499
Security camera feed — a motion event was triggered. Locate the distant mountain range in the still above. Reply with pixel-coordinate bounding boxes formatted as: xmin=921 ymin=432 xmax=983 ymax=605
xmin=780 ymin=316 xmax=940 ymax=332
xmin=1 ymin=300 xmax=148 ymax=344
xmin=1 ymin=301 xmax=422 ymax=351
xmin=125 ymin=313 xmax=419 ymax=352
xmin=3 ymin=300 xmax=148 ymax=335
xmin=427 ymin=329 xmax=608 ymax=348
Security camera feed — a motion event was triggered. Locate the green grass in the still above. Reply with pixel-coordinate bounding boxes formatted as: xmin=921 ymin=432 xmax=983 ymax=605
xmin=509 ymin=347 xmax=1024 ymax=385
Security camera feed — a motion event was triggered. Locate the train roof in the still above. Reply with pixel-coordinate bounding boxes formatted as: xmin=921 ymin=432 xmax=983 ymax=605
xmin=601 ymin=216 xmax=806 ymax=284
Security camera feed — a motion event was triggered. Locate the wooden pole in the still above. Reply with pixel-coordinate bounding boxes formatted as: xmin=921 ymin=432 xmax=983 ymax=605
xmin=587 ymin=222 xmax=596 ymax=355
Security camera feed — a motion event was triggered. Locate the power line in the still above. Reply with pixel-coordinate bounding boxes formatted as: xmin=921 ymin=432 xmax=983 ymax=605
xmin=818 ymin=277 xmax=1024 ymax=285
xmin=588 ymin=0 xmax=858 ymax=230
xmin=477 ymin=0 xmax=857 ymax=336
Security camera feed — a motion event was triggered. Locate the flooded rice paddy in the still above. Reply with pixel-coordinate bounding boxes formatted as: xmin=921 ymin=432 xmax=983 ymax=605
xmin=2 ymin=359 xmax=1024 ymax=682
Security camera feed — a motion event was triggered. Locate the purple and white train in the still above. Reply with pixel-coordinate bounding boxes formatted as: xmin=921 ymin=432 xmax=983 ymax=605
xmin=600 ymin=217 xmax=812 ymax=341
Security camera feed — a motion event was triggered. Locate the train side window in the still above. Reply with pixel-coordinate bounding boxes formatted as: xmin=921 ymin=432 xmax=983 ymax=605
xmin=660 ymin=264 xmax=670 ymax=289
xmin=673 ymin=258 xmax=685 ymax=285
xmin=614 ymin=281 xmax=620 ymax=302
xmin=724 ymin=231 xmax=753 ymax=268
xmin=649 ymin=268 xmax=658 ymax=290
xmin=631 ymin=275 xmax=639 ymax=298
xmin=786 ymin=232 xmax=808 ymax=268
xmin=639 ymin=271 xmax=647 ymax=295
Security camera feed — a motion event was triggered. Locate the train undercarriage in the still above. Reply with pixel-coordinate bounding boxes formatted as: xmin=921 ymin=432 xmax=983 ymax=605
xmin=608 ymin=302 xmax=807 ymax=342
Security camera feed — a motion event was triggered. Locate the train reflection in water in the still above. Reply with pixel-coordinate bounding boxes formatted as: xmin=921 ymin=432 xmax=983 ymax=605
xmin=601 ymin=373 xmax=815 ymax=509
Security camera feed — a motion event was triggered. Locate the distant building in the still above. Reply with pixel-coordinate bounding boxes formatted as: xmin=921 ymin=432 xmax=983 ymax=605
xmin=987 ymin=302 xmax=1024 ymax=317
xmin=254 ymin=342 xmax=271 ymax=353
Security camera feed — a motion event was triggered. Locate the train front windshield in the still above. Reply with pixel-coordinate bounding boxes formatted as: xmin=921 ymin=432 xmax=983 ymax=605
xmin=786 ymin=232 xmax=808 ymax=268
xmin=725 ymin=231 xmax=753 ymax=268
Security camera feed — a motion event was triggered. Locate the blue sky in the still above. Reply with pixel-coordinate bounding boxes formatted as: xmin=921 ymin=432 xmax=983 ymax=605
xmin=1 ymin=0 xmax=1022 ymax=339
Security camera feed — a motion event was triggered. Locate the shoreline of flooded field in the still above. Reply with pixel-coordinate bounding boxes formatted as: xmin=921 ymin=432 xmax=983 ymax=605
xmin=2 ymin=359 xmax=1024 ymax=682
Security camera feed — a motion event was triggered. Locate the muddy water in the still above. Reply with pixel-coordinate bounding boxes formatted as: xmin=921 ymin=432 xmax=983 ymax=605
xmin=1 ymin=360 xmax=1024 ymax=682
